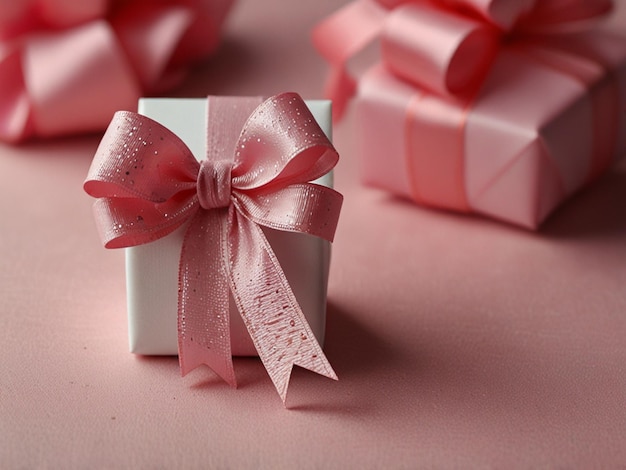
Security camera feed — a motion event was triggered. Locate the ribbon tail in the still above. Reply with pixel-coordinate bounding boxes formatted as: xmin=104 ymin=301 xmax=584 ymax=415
xmin=312 ymin=0 xmax=385 ymax=121
xmin=178 ymin=209 xmax=236 ymax=388
xmin=227 ymin=210 xmax=337 ymax=404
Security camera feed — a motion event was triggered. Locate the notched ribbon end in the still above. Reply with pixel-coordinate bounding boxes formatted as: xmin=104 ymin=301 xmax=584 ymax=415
xmin=178 ymin=347 xmax=238 ymax=389
xmin=278 ymin=362 xmax=339 ymax=408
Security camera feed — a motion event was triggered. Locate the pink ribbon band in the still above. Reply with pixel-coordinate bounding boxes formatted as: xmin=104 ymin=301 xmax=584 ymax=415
xmin=404 ymin=90 xmax=471 ymax=212
xmin=84 ymin=93 xmax=343 ymax=404
xmin=382 ymin=4 xmax=499 ymax=98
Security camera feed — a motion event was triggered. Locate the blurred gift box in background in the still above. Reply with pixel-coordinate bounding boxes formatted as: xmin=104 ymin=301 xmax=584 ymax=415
xmin=0 ymin=0 xmax=233 ymax=143
xmin=314 ymin=0 xmax=626 ymax=229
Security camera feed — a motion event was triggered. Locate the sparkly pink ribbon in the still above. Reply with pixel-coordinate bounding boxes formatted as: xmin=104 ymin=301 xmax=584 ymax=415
xmin=84 ymin=93 xmax=343 ymax=403
xmin=0 ymin=0 xmax=233 ymax=143
xmin=312 ymin=0 xmax=613 ymax=119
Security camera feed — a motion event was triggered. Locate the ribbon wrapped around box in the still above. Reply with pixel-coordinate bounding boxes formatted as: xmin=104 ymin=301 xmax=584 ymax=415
xmin=84 ymin=93 xmax=343 ymax=404
xmin=314 ymin=0 xmax=626 ymax=228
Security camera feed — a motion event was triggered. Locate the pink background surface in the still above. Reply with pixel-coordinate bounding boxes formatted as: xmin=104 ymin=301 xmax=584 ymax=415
xmin=2 ymin=1 xmax=626 ymax=467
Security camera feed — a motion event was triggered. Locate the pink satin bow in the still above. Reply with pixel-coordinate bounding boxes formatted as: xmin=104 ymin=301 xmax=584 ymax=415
xmin=313 ymin=0 xmax=614 ymax=119
xmin=84 ymin=93 xmax=343 ymax=404
xmin=0 ymin=0 xmax=233 ymax=143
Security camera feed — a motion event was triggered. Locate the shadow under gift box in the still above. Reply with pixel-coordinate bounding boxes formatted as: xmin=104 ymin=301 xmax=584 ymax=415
xmin=127 ymin=99 xmax=333 ymax=357
xmin=357 ymin=31 xmax=626 ymax=229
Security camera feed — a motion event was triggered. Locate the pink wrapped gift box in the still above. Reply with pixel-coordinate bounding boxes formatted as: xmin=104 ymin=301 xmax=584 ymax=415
xmin=315 ymin=0 xmax=626 ymax=228
xmin=357 ymin=33 xmax=626 ymax=228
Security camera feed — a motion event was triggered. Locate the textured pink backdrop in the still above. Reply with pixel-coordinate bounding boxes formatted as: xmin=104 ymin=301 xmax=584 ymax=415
xmin=1 ymin=0 xmax=626 ymax=468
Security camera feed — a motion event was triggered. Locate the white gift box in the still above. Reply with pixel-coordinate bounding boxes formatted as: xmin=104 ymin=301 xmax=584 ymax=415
xmin=126 ymin=98 xmax=333 ymax=356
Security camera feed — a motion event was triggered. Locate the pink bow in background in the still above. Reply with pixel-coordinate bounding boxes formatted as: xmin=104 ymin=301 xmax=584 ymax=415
xmin=0 ymin=0 xmax=234 ymax=143
xmin=84 ymin=93 xmax=343 ymax=404
xmin=313 ymin=0 xmax=614 ymax=119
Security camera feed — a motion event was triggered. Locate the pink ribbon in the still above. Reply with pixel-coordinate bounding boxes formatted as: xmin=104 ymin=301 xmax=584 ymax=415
xmin=0 ymin=0 xmax=233 ymax=143
xmin=312 ymin=0 xmax=613 ymax=119
xmin=84 ymin=93 xmax=343 ymax=404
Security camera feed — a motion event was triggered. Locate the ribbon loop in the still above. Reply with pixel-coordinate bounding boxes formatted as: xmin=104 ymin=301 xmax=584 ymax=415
xmin=197 ymin=159 xmax=232 ymax=210
xmin=382 ymin=3 xmax=499 ymax=97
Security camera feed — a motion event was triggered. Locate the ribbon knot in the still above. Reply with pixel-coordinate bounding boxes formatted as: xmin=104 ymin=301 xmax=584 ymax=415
xmin=84 ymin=93 xmax=343 ymax=405
xmin=197 ymin=159 xmax=232 ymax=210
